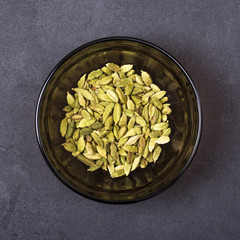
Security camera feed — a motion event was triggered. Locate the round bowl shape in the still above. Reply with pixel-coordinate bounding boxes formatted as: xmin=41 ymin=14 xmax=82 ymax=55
xmin=36 ymin=37 xmax=201 ymax=203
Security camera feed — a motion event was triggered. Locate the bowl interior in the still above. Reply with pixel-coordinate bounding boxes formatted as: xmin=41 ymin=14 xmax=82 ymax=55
xmin=37 ymin=38 xmax=200 ymax=202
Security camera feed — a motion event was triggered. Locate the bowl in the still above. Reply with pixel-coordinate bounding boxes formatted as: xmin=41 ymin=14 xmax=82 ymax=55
xmin=36 ymin=37 xmax=201 ymax=203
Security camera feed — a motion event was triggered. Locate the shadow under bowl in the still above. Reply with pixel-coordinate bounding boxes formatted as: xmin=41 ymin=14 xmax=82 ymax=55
xmin=36 ymin=37 xmax=202 ymax=203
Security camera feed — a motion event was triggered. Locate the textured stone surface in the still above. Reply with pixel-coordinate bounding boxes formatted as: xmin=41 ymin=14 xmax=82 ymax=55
xmin=0 ymin=1 xmax=239 ymax=239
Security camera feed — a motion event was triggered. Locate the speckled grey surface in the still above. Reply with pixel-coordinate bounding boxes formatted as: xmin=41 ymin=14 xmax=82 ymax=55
xmin=0 ymin=0 xmax=240 ymax=239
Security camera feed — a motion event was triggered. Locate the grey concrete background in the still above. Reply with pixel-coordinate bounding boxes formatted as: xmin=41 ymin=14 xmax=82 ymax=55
xmin=0 ymin=0 xmax=239 ymax=239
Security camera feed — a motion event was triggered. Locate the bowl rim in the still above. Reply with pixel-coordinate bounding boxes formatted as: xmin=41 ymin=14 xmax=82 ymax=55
xmin=35 ymin=36 xmax=202 ymax=204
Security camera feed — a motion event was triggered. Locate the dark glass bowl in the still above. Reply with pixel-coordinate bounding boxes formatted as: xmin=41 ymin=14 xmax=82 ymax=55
xmin=36 ymin=37 xmax=202 ymax=203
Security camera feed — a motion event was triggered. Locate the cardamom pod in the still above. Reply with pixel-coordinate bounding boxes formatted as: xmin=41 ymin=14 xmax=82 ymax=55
xmin=132 ymin=87 xmax=144 ymax=95
xmin=77 ymin=74 xmax=86 ymax=88
xmin=77 ymin=155 xmax=96 ymax=167
xmin=162 ymin=106 xmax=172 ymax=115
xmin=65 ymin=120 xmax=75 ymax=139
xmin=150 ymin=83 xmax=161 ymax=92
xmin=96 ymin=146 xmax=107 ymax=158
xmin=80 ymin=127 xmax=93 ymax=135
xmin=138 ymin=136 xmax=146 ymax=155
xmin=162 ymin=114 xmax=168 ymax=122
xmin=107 ymin=131 xmax=115 ymax=142
xmin=121 ymin=64 xmax=133 ymax=73
xmin=127 ymin=69 xmax=135 ymax=76
xmin=116 ymin=87 xmax=127 ymax=104
xmin=118 ymin=137 xmax=128 ymax=147
xmin=81 ymin=109 xmax=91 ymax=120
xmin=124 ymin=162 xmax=131 ymax=176
xmin=141 ymin=70 xmax=152 ymax=86
xmin=105 ymin=116 xmax=113 ymax=130
xmin=131 ymin=155 xmax=141 ymax=171
xmin=124 ymin=134 xmax=142 ymax=146
xmin=149 ymin=138 xmax=157 ymax=152
xmin=113 ymin=125 xmax=119 ymax=140
xmin=119 ymin=148 xmax=127 ymax=156
xmin=63 ymin=105 xmax=72 ymax=112
xmin=87 ymin=159 xmax=103 ymax=171
xmin=72 ymin=129 xmax=80 ymax=141
xmin=152 ymin=90 xmax=166 ymax=99
xmin=113 ymin=103 xmax=121 ymax=124
xmin=72 ymin=114 xmax=83 ymax=120
xmin=60 ymin=118 xmax=68 ymax=137
xmin=140 ymin=158 xmax=148 ymax=168
xmin=78 ymin=92 xmax=86 ymax=108
xmin=106 ymin=63 xmax=120 ymax=72
xmin=125 ymin=81 xmax=134 ymax=95
xmin=127 ymin=116 xmax=136 ymax=130
xmin=106 ymin=89 xmax=119 ymax=102
xmin=123 ymin=127 xmax=142 ymax=138
xmin=152 ymin=122 xmax=168 ymax=131
xmin=162 ymin=128 xmax=171 ymax=136
xmin=136 ymin=116 xmax=146 ymax=127
xmin=124 ymin=108 xmax=134 ymax=117
xmin=76 ymin=118 xmax=96 ymax=128
xmin=127 ymin=97 xmax=135 ymax=111
xmin=90 ymin=122 xmax=104 ymax=130
xmin=153 ymin=146 xmax=162 ymax=162
xmin=110 ymin=143 xmax=119 ymax=161
xmin=99 ymin=76 xmax=113 ymax=85
xmin=91 ymin=132 xmax=103 ymax=147
xmin=118 ymin=126 xmax=127 ymax=139
xmin=88 ymin=69 xmax=103 ymax=80
xmin=161 ymin=96 xmax=168 ymax=103
xmin=67 ymin=92 xmax=75 ymax=108
xmin=155 ymin=136 xmax=170 ymax=144
xmin=135 ymin=74 xmax=144 ymax=85
xmin=101 ymin=66 xmax=112 ymax=75
xmin=86 ymin=142 xmax=95 ymax=155
xmin=143 ymin=139 xmax=150 ymax=158
xmin=118 ymin=113 xmax=128 ymax=127
xmin=102 ymin=103 xmax=114 ymax=123
xmin=62 ymin=142 xmax=77 ymax=152
xmin=122 ymin=145 xmax=137 ymax=152
xmin=84 ymin=153 xmax=102 ymax=160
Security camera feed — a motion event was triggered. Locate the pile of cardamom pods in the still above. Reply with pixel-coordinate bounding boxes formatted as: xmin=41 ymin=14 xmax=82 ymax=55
xmin=60 ymin=63 xmax=172 ymax=178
